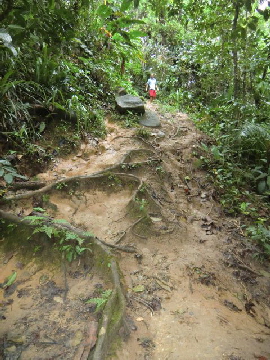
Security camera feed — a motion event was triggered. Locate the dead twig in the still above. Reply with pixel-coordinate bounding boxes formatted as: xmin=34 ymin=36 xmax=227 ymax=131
xmin=96 ymin=238 xmax=137 ymax=253
xmin=232 ymin=251 xmax=261 ymax=277
xmin=188 ymin=278 xmax=194 ymax=294
xmin=171 ymin=126 xmax=189 ymax=139
xmin=129 ymin=295 xmax=154 ymax=315
xmin=206 ymin=203 xmax=214 ymax=216
xmin=110 ymin=135 xmax=133 ymax=142
xmin=114 ymin=216 xmax=145 ymax=244
xmin=135 ymin=136 xmax=158 ymax=151
xmin=131 ymin=230 xmax=147 ymax=239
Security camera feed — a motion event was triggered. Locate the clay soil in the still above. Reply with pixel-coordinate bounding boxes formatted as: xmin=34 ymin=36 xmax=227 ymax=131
xmin=1 ymin=103 xmax=270 ymax=360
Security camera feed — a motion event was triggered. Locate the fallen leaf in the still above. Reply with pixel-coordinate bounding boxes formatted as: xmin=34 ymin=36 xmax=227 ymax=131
xmin=53 ymin=296 xmax=64 ymax=304
xmin=150 ymin=217 xmax=162 ymax=222
xmin=133 ymin=285 xmax=145 ymax=293
xmin=155 ymin=279 xmax=171 ymax=292
xmin=3 ymin=271 xmax=17 ymax=289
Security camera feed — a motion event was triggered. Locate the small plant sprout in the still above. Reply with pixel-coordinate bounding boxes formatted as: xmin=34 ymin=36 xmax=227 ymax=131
xmin=0 ymin=159 xmax=28 ymax=184
xmin=24 ymin=214 xmax=92 ymax=262
xmin=85 ymin=289 xmax=112 ymax=312
xmin=56 ymin=182 xmax=68 ymax=190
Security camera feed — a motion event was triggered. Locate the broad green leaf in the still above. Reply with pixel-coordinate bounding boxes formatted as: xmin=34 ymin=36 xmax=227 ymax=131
xmin=7 ymin=25 xmax=24 ymax=31
xmin=112 ymin=33 xmax=124 ymax=41
xmin=0 ymin=159 xmax=11 ymax=166
xmin=0 ymin=169 xmax=4 ymax=176
xmin=267 ymin=176 xmax=270 ymax=188
xmin=133 ymin=285 xmax=145 ymax=292
xmin=200 ymin=143 xmax=208 ymax=151
xmin=3 ymin=271 xmax=17 ymax=289
xmin=39 ymin=122 xmax=45 ymax=133
xmin=4 ymin=173 xmax=13 ymax=184
xmin=14 ymin=173 xmax=28 ymax=180
xmin=97 ymin=4 xmax=113 ymax=19
xmin=120 ymin=0 xmax=133 ymax=11
xmin=255 ymin=173 xmax=268 ymax=180
xmin=66 ymin=251 xmax=73 ymax=262
xmin=258 ymin=180 xmax=267 ymax=194
xmin=129 ymin=30 xmax=147 ymax=39
xmin=52 ymin=102 xmax=67 ymax=111
xmin=211 ymin=146 xmax=221 ymax=160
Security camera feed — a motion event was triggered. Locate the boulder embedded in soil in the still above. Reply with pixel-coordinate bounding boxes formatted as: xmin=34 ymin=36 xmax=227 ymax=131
xmin=139 ymin=110 xmax=161 ymax=127
xmin=115 ymin=95 xmax=145 ymax=114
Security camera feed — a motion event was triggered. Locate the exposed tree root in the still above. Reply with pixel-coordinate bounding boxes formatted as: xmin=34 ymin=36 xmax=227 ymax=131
xmin=114 ymin=216 xmax=146 ymax=244
xmin=0 ymin=149 xmax=160 ymax=204
xmin=0 ymin=209 xmax=127 ymax=360
xmin=109 ymin=135 xmax=161 ymax=154
xmin=8 ymin=181 xmax=46 ymax=191
xmin=0 ymin=210 xmax=136 ymax=254
xmin=0 ymin=147 xmax=183 ymax=359
xmin=128 ymin=294 xmax=155 ymax=315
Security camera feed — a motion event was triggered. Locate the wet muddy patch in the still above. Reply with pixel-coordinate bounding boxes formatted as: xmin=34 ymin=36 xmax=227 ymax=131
xmin=0 ymin=254 xmax=110 ymax=360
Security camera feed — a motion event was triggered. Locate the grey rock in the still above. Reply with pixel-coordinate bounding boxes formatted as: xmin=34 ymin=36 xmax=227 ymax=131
xmin=7 ymin=335 xmax=26 ymax=344
xmin=5 ymin=345 xmax=17 ymax=353
xmin=115 ymin=87 xmax=127 ymax=96
xmin=139 ymin=110 xmax=161 ymax=128
xmin=151 ymin=130 xmax=165 ymax=138
xmin=115 ymin=95 xmax=145 ymax=114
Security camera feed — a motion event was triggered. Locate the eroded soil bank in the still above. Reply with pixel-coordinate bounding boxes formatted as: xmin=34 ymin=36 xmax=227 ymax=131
xmin=1 ymin=103 xmax=270 ymax=360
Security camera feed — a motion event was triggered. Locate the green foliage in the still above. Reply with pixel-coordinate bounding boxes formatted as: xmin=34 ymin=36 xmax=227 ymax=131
xmin=110 ymin=111 xmax=140 ymax=128
xmin=56 ymin=182 xmax=68 ymax=190
xmin=0 ymin=0 xmax=146 ymax=148
xmin=107 ymin=173 xmax=122 ymax=187
xmin=254 ymin=164 xmax=270 ymax=195
xmin=0 ymin=159 xmax=28 ymax=184
xmin=155 ymin=165 xmax=165 ymax=176
xmin=236 ymin=123 xmax=270 ymax=159
xmin=25 ymin=212 xmax=92 ymax=262
xmin=135 ymin=127 xmax=151 ymax=138
xmin=2 ymin=271 xmax=17 ymax=289
xmin=85 ymin=289 xmax=112 ymax=312
xmin=247 ymin=222 xmax=270 ymax=257
xmin=135 ymin=197 xmax=148 ymax=212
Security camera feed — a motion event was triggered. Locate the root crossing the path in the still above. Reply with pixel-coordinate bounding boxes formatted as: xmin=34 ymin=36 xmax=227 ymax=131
xmin=1 ymin=103 xmax=270 ymax=360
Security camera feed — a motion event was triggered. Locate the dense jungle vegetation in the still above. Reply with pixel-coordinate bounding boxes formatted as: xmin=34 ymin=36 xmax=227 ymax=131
xmin=0 ymin=0 xmax=270 ymax=255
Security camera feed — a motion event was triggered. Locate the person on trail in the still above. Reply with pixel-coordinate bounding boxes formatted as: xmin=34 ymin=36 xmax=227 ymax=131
xmin=146 ymin=73 xmax=158 ymax=102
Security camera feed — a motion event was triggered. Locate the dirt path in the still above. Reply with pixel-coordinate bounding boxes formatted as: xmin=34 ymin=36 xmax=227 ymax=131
xmin=1 ymin=103 xmax=270 ymax=360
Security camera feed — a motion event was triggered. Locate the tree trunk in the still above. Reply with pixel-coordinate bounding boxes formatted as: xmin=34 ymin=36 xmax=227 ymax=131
xmin=232 ymin=0 xmax=240 ymax=100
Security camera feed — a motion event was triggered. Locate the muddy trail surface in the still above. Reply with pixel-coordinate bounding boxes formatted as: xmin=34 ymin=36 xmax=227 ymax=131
xmin=1 ymin=103 xmax=270 ymax=360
